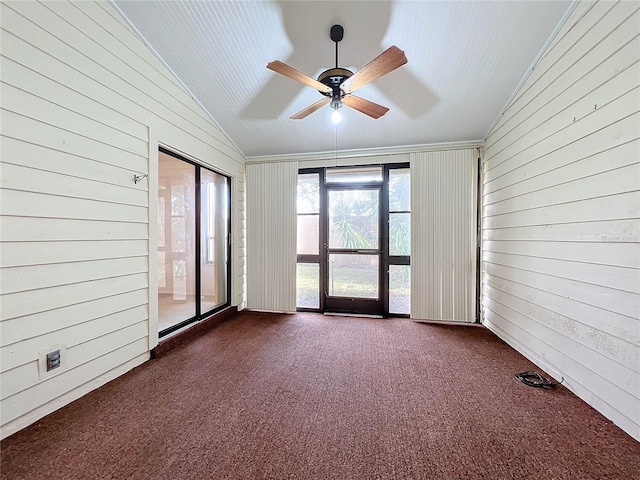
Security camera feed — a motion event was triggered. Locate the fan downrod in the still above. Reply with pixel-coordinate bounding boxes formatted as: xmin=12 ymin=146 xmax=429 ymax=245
xmin=318 ymin=24 xmax=351 ymax=102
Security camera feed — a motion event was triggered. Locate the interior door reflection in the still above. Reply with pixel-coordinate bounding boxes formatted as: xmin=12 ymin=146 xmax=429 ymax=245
xmin=158 ymin=152 xmax=196 ymax=332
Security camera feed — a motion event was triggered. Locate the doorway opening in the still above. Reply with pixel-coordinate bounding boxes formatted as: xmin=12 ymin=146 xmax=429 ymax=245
xmin=296 ymin=164 xmax=410 ymax=317
xmin=157 ymin=147 xmax=231 ymax=336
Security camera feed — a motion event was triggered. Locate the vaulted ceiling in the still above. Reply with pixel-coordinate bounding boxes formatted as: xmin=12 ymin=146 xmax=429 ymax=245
xmin=111 ymin=1 xmax=575 ymax=159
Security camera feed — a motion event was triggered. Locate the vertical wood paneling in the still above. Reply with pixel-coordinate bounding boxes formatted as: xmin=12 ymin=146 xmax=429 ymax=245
xmin=0 ymin=0 xmax=245 ymax=440
xmin=482 ymin=0 xmax=640 ymax=441
xmin=245 ymin=162 xmax=298 ymax=312
xmin=410 ymin=149 xmax=478 ymax=322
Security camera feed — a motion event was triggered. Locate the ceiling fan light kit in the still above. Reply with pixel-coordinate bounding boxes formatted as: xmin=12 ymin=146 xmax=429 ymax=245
xmin=267 ymin=24 xmax=407 ymax=121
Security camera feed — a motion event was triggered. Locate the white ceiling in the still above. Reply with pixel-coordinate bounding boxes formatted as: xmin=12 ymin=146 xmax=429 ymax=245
xmin=111 ymin=0 xmax=575 ymax=159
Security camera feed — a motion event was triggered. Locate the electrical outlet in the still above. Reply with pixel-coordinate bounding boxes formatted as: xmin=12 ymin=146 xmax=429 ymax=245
xmin=38 ymin=345 xmax=66 ymax=379
xmin=46 ymin=350 xmax=61 ymax=371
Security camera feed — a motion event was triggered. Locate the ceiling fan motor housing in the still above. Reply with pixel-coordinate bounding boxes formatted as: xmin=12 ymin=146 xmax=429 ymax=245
xmin=317 ymin=68 xmax=353 ymax=100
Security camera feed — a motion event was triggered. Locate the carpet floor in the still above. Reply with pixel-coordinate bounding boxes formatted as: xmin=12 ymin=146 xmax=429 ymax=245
xmin=1 ymin=311 xmax=638 ymax=479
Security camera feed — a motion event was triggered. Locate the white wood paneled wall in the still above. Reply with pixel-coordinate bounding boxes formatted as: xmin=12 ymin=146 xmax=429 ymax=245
xmin=0 ymin=0 xmax=245 ymax=439
xmin=410 ymin=149 xmax=478 ymax=322
xmin=482 ymin=0 xmax=640 ymax=440
xmin=246 ymin=162 xmax=298 ymax=312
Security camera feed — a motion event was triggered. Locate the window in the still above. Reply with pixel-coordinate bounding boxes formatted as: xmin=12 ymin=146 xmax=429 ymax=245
xmin=387 ymin=168 xmax=410 ymax=315
xmin=296 ymin=172 xmax=321 ymax=309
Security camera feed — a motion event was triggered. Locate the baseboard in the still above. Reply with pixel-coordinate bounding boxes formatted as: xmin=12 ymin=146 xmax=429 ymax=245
xmin=151 ymin=306 xmax=238 ymax=359
xmin=412 ymin=318 xmax=483 ymax=327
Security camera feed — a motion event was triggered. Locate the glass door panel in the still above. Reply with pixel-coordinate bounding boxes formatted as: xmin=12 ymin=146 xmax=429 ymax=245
xmin=328 ymin=190 xmax=378 ymax=250
xmin=297 ymin=215 xmax=319 ymax=255
xmin=328 ymin=253 xmax=379 ymax=298
xmin=296 ymin=263 xmax=320 ymax=308
xmin=325 ymin=187 xmax=382 ymax=315
xmin=200 ymin=168 xmax=229 ymax=314
xmin=389 ymin=213 xmax=410 ymax=256
xmin=158 ymin=153 xmax=196 ymax=332
xmin=389 ymin=265 xmax=410 ymax=315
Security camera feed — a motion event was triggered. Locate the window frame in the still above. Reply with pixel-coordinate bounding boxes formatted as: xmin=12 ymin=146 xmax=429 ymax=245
xmin=158 ymin=146 xmax=232 ymax=338
xmin=295 ymin=163 xmax=410 ymax=317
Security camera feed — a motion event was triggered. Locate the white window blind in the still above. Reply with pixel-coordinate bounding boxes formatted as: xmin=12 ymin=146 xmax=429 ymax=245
xmin=410 ymin=149 xmax=478 ymax=322
xmin=246 ymin=162 xmax=298 ymax=312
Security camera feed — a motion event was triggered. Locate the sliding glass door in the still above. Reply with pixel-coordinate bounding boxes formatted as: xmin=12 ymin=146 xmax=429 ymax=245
xmin=158 ymin=148 xmax=231 ymax=336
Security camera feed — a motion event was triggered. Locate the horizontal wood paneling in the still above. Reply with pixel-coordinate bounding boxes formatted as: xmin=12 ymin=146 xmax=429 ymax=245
xmin=484 ymin=273 xmax=639 ymax=345
xmin=483 ymin=261 xmax=639 ymax=319
xmin=1 ymin=319 xmax=149 ymax=398
xmin=2 ymin=82 xmax=148 ymax=157
xmin=484 ymin=191 xmax=638 ymax=229
xmin=1 ymin=322 xmax=148 ymax=400
xmin=484 ymin=238 xmax=640 ymax=267
xmin=483 ymin=284 xmax=639 ymax=370
xmin=1 ymin=136 xmax=147 ymax=185
xmin=1 ymin=57 xmax=148 ymax=142
xmin=483 ymin=218 xmax=639 ymax=243
xmin=1 ymin=305 xmax=148 ymax=371
xmin=75 ymin=1 xmax=185 ymax=92
xmin=0 ymin=240 xmax=148 ymax=268
xmin=0 ymin=350 xmax=149 ymax=440
xmin=0 ymin=190 xmax=149 ymax=223
xmin=1 ymin=163 xmax=149 ymax=207
xmin=482 ymin=0 xmax=640 ymax=441
xmin=484 ymin=250 xmax=639 ymax=293
xmin=0 ymin=274 xmax=149 ymax=322
xmin=484 ymin=139 xmax=639 ymax=205
xmin=1 ymin=290 xmax=149 ymax=348
xmin=485 ymin=88 xmax=639 ymax=183
xmin=484 ymin=314 xmax=638 ymax=440
xmin=0 ymin=217 xmax=149 ymax=242
xmin=482 ymin=309 xmax=639 ymax=429
xmin=487 ymin=64 xmax=639 ymax=170
xmin=2 ymin=4 xmax=201 ymax=143
xmin=485 ymin=163 xmax=639 ymax=218
xmin=482 ymin=296 xmax=638 ymax=403
xmin=1 ymin=110 xmax=149 ymax=174
xmin=0 ymin=0 xmax=245 ymax=439
xmin=0 ymin=257 xmax=149 ymax=294
xmin=1 ymin=337 xmax=149 ymax=426
xmin=485 ymin=112 xmax=640 ymax=194
xmin=487 ymin=1 xmax=638 ymax=144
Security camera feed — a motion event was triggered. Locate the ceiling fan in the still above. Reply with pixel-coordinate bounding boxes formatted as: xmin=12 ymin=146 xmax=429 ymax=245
xmin=267 ymin=24 xmax=407 ymax=121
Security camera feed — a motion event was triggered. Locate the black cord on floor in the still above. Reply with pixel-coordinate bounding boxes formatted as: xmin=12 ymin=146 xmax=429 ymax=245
xmin=515 ymin=371 xmax=564 ymax=388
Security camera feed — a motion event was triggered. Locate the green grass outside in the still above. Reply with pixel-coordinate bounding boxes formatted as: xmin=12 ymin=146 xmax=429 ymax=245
xmin=296 ymin=263 xmax=410 ymax=313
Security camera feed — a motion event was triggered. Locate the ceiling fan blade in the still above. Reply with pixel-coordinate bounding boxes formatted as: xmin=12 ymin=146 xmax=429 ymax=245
xmin=267 ymin=61 xmax=332 ymax=94
xmin=340 ymin=46 xmax=407 ymax=94
xmin=342 ymin=95 xmax=389 ymax=119
xmin=290 ymin=97 xmax=331 ymax=119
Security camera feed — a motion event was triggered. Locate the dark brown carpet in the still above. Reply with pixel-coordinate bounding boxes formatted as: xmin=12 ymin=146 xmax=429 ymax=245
xmin=1 ymin=311 xmax=638 ymax=479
